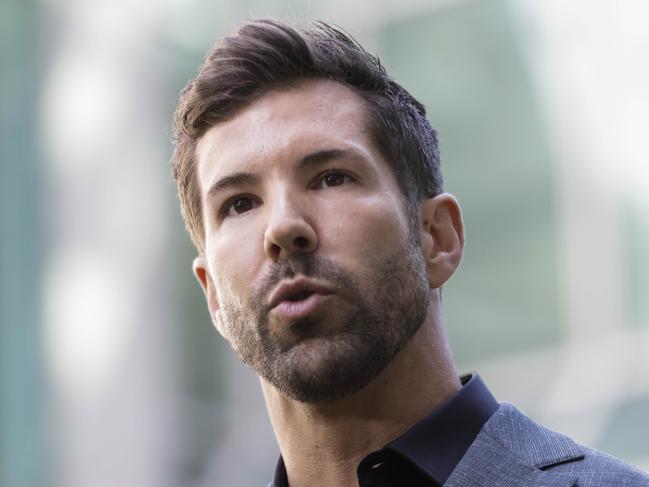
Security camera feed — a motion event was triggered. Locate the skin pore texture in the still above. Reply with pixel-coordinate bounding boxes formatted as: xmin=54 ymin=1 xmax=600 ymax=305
xmin=193 ymin=80 xmax=465 ymax=487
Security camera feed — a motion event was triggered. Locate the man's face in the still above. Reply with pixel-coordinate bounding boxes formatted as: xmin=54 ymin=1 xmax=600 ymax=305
xmin=194 ymin=80 xmax=431 ymax=403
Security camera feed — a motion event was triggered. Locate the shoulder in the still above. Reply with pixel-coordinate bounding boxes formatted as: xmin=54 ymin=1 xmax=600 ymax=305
xmin=481 ymin=403 xmax=649 ymax=486
xmin=573 ymin=445 xmax=649 ymax=486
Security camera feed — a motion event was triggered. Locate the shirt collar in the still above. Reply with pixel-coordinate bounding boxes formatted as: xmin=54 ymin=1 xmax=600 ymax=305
xmin=270 ymin=373 xmax=498 ymax=487
xmin=380 ymin=373 xmax=499 ymax=484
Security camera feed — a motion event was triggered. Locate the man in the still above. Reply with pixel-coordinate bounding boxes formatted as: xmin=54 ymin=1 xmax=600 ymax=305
xmin=171 ymin=19 xmax=649 ymax=487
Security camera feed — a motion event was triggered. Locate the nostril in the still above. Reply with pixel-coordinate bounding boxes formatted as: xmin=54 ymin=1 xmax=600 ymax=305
xmin=269 ymin=242 xmax=282 ymax=259
xmin=293 ymin=236 xmax=309 ymax=249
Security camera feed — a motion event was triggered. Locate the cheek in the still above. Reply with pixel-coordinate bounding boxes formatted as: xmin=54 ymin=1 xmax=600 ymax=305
xmin=206 ymin=228 xmax=264 ymax=306
xmin=322 ymin=194 xmax=410 ymax=261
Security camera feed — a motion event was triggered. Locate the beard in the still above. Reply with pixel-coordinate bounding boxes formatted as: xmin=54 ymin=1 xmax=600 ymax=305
xmin=217 ymin=233 xmax=431 ymax=403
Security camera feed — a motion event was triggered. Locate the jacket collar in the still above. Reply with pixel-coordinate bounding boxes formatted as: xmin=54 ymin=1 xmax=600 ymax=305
xmin=444 ymin=403 xmax=584 ymax=487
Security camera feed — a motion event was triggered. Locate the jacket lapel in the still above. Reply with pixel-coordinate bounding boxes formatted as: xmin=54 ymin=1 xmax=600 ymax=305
xmin=444 ymin=430 xmax=577 ymax=486
xmin=445 ymin=403 xmax=583 ymax=487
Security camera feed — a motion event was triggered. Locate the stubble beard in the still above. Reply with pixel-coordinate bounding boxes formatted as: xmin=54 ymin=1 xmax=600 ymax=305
xmin=219 ymin=235 xmax=431 ymax=404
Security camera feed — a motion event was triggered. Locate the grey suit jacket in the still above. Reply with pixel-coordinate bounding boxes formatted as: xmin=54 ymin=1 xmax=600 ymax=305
xmin=445 ymin=403 xmax=649 ymax=486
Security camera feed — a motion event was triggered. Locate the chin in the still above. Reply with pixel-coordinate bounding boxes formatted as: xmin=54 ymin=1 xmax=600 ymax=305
xmin=261 ymin=334 xmax=392 ymax=404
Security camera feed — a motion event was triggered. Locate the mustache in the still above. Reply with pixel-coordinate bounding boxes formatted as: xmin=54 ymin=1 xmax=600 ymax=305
xmin=266 ymin=252 xmax=319 ymax=281
xmin=252 ymin=253 xmax=357 ymax=312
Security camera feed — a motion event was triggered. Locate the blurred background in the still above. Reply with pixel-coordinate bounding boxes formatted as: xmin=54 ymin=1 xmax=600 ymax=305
xmin=2 ymin=0 xmax=648 ymax=485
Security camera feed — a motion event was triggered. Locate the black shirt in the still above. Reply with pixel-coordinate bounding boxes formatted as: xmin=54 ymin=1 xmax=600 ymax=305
xmin=270 ymin=374 xmax=499 ymax=486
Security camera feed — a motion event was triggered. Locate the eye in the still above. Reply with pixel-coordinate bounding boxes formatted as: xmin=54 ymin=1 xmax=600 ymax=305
xmin=315 ymin=170 xmax=354 ymax=189
xmin=221 ymin=195 xmax=260 ymax=218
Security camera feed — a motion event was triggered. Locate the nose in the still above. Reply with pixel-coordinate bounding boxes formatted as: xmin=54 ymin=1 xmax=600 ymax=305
xmin=263 ymin=193 xmax=318 ymax=261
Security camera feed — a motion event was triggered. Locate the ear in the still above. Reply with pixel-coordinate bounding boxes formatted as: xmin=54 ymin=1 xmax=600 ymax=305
xmin=192 ymin=255 xmax=221 ymax=329
xmin=419 ymin=193 xmax=464 ymax=289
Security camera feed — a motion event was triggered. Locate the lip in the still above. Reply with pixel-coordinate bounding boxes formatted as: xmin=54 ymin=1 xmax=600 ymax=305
xmin=268 ymin=277 xmax=333 ymax=318
xmin=271 ymin=293 xmax=331 ymax=320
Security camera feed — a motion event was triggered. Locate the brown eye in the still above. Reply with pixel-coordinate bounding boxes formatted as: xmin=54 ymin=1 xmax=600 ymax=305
xmin=232 ymin=197 xmax=254 ymax=214
xmin=318 ymin=171 xmax=352 ymax=189
xmin=223 ymin=195 xmax=259 ymax=218
xmin=324 ymin=173 xmax=345 ymax=186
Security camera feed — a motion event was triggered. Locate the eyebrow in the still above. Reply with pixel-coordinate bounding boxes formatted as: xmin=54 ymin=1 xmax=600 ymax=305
xmin=298 ymin=148 xmax=349 ymax=169
xmin=207 ymin=172 xmax=260 ymax=200
xmin=206 ymin=148 xmax=356 ymax=199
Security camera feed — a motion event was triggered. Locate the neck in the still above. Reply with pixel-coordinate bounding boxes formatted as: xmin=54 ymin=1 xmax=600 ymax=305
xmin=261 ymin=300 xmax=460 ymax=487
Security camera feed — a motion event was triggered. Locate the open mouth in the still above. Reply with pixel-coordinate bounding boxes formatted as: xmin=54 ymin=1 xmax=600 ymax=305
xmin=285 ymin=290 xmax=314 ymax=302
xmin=268 ymin=278 xmax=333 ymax=320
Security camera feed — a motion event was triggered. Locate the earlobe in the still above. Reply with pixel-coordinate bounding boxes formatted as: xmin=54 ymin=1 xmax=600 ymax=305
xmin=192 ymin=255 xmax=220 ymax=319
xmin=419 ymin=193 xmax=465 ymax=289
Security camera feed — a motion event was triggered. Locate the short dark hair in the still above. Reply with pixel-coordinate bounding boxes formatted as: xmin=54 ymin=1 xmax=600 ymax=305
xmin=172 ymin=19 xmax=443 ymax=252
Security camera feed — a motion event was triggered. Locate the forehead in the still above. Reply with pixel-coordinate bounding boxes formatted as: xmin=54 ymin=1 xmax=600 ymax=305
xmin=194 ymin=80 xmax=376 ymax=188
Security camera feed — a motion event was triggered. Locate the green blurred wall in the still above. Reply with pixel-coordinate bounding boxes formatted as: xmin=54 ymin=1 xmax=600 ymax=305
xmin=0 ymin=0 xmax=46 ymax=486
xmin=379 ymin=0 xmax=561 ymax=364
